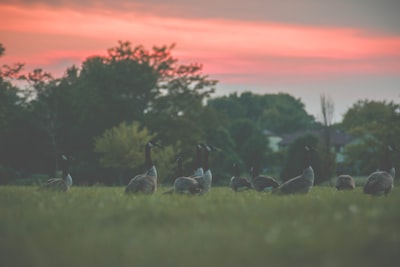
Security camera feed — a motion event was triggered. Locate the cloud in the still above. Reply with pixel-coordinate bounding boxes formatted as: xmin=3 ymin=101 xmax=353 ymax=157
xmin=2 ymin=0 xmax=400 ymax=34
xmin=1 ymin=2 xmax=399 ymax=80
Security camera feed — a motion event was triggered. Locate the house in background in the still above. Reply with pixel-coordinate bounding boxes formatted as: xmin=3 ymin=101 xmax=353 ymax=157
xmin=262 ymin=129 xmax=283 ymax=152
xmin=277 ymin=128 xmax=355 ymax=163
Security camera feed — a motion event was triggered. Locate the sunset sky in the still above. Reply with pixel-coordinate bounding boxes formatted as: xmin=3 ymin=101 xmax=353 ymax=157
xmin=1 ymin=0 xmax=400 ymax=122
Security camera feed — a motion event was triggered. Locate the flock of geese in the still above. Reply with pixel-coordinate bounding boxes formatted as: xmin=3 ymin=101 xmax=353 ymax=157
xmin=40 ymin=142 xmax=396 ymax=197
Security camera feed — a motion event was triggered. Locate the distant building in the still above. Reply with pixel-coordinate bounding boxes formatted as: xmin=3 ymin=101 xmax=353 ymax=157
xmin=263 ymin=128 xmax=355 ymax=162
xmin=262 ymin=129 xmax=282 ymax=152
xmin=277 ymin=128 xmax=355 ymax=163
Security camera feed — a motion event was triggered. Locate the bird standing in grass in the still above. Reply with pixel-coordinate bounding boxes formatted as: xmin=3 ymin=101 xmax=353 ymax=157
xmin=125 ymin=141 xmax=160 ymax=194
xmin=193 ymin=144 xmax=214 ymax=193
xmin=336 ymin=175 xmax=355 ymax=190
xmin=230 ymin=163 xmax=252 ymax=192
xmin=40 ymin=155 xmax=73 ymax=192
xmin=363 ymin=145 xmax=395 ymax=196
xmin=192 ymin=144 xmax=204 ymax=178
xmin=165 ymin=156 xmax=202 ymax=195
xmin=273 ymin=146 xmax=314 ymax=194
xmin=250 ymin=166 xmax=279 ymax=192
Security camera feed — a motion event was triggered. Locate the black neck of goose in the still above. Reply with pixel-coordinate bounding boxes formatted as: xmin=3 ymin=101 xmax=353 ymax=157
xmin=195 ymin=145 xmax=202 ymax=169
xmin=177 ymin=158 xmax=184 ymax=177
xmin=61 ymin=159 xmax=69 ymax=179
xmin=383 ymin=147 xmax=393 ymax=172
xmin=304 ymin=148 xmax=312 ymax=169
xmin=233 ymin=164 xmax=240 ymax=177
xmin=203 ymin=148 xmax=209 ymax=171
xmin=250 ymin=167 xmax=256 ymax=178
xmin=145 ymin=144 xmax=154 ymax=170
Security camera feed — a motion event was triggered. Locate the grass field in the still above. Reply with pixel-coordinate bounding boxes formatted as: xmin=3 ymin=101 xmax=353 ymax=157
xmin=1 ymin=185 xmax=399 ymax=267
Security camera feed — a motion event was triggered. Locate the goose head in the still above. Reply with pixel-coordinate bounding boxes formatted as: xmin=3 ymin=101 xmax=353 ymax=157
xmin=147 ymin=141 xmax=161 ymax=148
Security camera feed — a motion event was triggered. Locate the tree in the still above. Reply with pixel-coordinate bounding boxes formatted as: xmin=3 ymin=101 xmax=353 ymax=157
xmin=208 ymin=92 xmax=315 ymax=134
xmin=94 ymin=121 xmax=155 ymax=170
xmin=319 ymin=94 xmax=336 ymax=180
xmin=341 ymin=100 xmax=400 ymax=175
xmin=0 ymin=44 xmax=36 ymax=182
xmin=280 ymin=135 xmax=323 ymax=184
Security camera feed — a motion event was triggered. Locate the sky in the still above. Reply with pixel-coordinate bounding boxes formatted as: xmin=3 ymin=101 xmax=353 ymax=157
xmin=1 ymin=0 xmax=400 ymax=122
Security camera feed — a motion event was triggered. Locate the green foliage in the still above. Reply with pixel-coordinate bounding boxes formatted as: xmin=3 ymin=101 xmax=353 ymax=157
xmin=94 ymin=121 xmax=180 ymax=185
xmin=94 ymin=121 xmax=156 ymax=169
xmin=341 ymin=100 xmax=400 ymax=175
xmin=1 ymin=186 xmax=400 ymax=267
xmin=280 ymin=135 xmax=322 ymax=183
xmin=208 ymin=91 xmax=315 ymax=134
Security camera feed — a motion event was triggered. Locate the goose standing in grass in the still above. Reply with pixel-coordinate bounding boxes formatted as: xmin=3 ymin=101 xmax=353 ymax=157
xmin=250 ymin=166 xmax=279 ymax=192
xmin=273 ymin=146 xmax=314 ymax=194
xmin=125 ymin=141 xmax=160 ymax=194
xmin=192 ymin=144 xmax=204 ymax=177
xmin=193 ymin=144 xmax=213 ymax=193
xmin=230 ymin=163 xmax=252 ymax=192
xmin=40 ymin=155 xmax=73 ymax=192
xmin=165 ymin=156 xmax=202 ymax=195
xmin=336 ymin=174 xmax=355 ymax=190
xmin=363 ymin=145 xmax=395 ymax=196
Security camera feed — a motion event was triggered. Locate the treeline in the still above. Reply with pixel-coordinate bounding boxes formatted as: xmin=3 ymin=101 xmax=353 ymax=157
xmin=1 ymin=42 xmax=399 ymax=185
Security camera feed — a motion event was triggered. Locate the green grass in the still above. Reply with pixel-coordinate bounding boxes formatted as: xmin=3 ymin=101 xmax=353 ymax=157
xmin=1 ymin=185 xmax=399 ymax=267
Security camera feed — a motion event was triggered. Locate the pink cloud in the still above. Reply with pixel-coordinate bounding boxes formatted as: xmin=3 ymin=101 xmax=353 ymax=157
xmin=1 ymin=3 xmax=399 ymax=81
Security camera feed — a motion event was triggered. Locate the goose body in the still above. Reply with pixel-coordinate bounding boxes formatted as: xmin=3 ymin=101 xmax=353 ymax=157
xmin=336 ymin=175 xmax=355 ymax=190
xmin=363 ymin=146 xmax=395 ymax=196
xmin=40 ymin=155 xmax=73 ymax=192
xmin=125 ymin=141 xmax=160 ymax=194
xmin=173 ymin=177 xmax=202 ymax=195
xmin=230 ymin=163 xmax=252 ymax=192
xmin=274 ymin=146 xmax=314 ymax=194
xmin=166 ymin=156 xmax=202 ymax=195
xmin=250 ymin=166 xmax=279 ymax=192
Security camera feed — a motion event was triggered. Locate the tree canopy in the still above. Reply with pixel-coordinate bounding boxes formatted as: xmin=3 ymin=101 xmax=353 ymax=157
xmin=2 ymin=41 xmax=397 ymax=185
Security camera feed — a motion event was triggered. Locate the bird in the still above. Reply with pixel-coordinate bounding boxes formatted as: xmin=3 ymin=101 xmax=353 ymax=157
xmin=335 ymin=174 xmax=355 ymax=190
xmin=193 ymin=143 xmax=213 ymax=193
xmin=165 ymin=156 xmax=202 ymax=195
xmin=125 ymin=141 xmax=160 ymax=194
xmin=250 ymin=166 xmax=279 ymax=192
xmin=40 ymin=155 xmax=73 ymax=192
xmin=230 ymin=163 xmax=252 ymax=192
xmin=192 ymin=144 xmax=204 ymax=177
xmin=363 ymin=145 xmax=395 ymax=196
xmin=273 ymin=146 xmax=314 ymax=194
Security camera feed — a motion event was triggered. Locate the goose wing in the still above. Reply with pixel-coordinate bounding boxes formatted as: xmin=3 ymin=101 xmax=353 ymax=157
xmin=253 ymin=176 xmax=279 ymax=191
xmin=336 ymin=175 xmax=355 ymax=190
xmin=230 ymin=177 xmax=252 ymax=192
xmin=41 ymin=178 xmax=68 ymax=192
xmin=363 ymin=171 xmax=393 ymax=195
xmin=275 ymin=175 xmax=312 ymax=194
xmin=125 ymin=174 xmax=156 ymax=194
xmin=174 ymin=177 xmax=201 ymax=194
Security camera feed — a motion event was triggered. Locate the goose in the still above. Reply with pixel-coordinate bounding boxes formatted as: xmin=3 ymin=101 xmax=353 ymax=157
xmin=230 ymin=163 xmax=252 ymax=192
xmin=335 ymin=174 xmax=355 ymax=190
xmin=273 ymin=146 xmax=314 ymax=194
xmin=165 ymin=156 xmax=202 ymax=195
xmin=250 ymin=166 xmax=279 ymax=192
xmin=125 ymin=141 xmax=160 ymax=194
xmin=193 ymin=143 xmax=213 ymax=193
xmin=40 ymin=155 xmax=73 ymax=192
xmin=192 ymin=144 xmax=204 ymax=177
xmin=363 ymin=145 xmax=395 ymax=196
